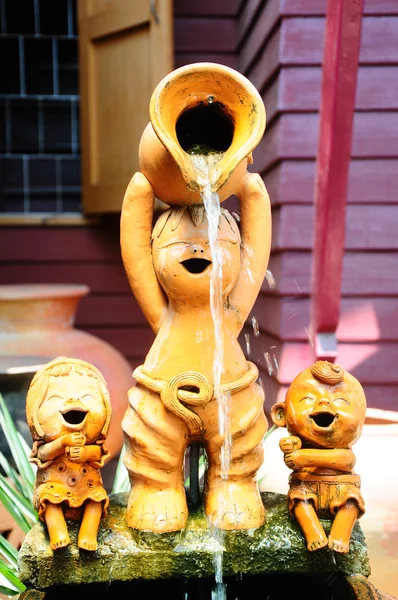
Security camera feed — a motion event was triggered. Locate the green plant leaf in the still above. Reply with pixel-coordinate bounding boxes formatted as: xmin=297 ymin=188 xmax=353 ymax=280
xmin=0 ymin=535 xmax=19 ymax=572
xmin=0 ymin=561 xmax=26 ymax=595
xmin=111 ymin=445 xmax=130 ymax=494
xmin=263 ymin=424 xmax=276 ymax=440
xmin=0 ymin=451 xmax=26 ymax=498
xmin=0 ymin=486 xmax=31 ymax=534
xmin=0 ymin=474 xmax=36 ymax=523
xmin=0 ymin=395 xmax=35 ymax=492
xmin=0 ymin=476 xmax=36 ymax=533
xmin=16 ymin=433 xmax=36 ymax=501
xmin=0 ymin=535 xmax=19 ymax=571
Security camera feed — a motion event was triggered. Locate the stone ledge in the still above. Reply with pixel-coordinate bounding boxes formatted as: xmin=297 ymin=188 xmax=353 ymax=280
xmin=18 ymin=492 xmax=371 ymax=590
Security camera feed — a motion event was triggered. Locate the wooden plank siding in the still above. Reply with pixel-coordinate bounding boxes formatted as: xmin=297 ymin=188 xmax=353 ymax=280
xmin=238 ymin=1 xmax=398 ymax=411
xmin=173 ymin=0 xmax=242 ymax=69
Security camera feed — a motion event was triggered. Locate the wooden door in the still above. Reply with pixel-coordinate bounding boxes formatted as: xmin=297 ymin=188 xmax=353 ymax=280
xmin=78 ymin=0 xmax=173 ymax=213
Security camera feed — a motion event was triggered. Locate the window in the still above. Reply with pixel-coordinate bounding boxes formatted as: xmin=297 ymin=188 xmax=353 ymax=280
xmin=0 ymin=0 xmax=173 ymax=216
xmin=0 ymin=0 xmax=81 ymax=214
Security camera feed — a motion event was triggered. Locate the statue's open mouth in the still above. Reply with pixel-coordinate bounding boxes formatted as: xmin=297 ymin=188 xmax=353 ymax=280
xmin=181 ymin=258 xmax=212 ymax=274
xmin=61 ymin=409 xmax=88 ymax=425
xmin=310 ymin=412 xmax=336 ymax=428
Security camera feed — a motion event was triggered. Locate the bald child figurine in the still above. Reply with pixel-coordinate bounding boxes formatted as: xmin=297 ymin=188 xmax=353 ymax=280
xmin=271 ymin=360 xmax=366 ymax=553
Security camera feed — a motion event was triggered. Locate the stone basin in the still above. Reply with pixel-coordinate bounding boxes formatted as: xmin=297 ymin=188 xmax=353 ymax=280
xmin=18 ymin=492 xmax=371 ymax=596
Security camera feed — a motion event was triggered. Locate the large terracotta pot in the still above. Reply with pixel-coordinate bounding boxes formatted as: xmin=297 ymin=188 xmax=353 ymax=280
xmin=0 ymin=284 xmax=133 ymax=460
xmin=139 ymin=62 xmax=266 ymax=205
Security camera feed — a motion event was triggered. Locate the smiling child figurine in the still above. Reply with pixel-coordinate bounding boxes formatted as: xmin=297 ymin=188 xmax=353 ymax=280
xmin=26 ymin=357 xmax=111 ymax=551
xmin=271 ymin=360 xmax=366 ymax=553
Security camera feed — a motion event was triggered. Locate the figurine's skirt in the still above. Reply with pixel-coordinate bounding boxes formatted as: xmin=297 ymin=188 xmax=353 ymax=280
xmin=288 ymin=473 xmax=365 ymax=517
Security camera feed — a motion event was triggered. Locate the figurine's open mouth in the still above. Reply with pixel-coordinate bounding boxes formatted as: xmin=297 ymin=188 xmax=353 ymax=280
xmin=181 ymin=258 xmax=212 ymax=274
xmin=61 ymin=408 xmax=88 ymax=425
xmin=310 ymin=412 xmax=336 ymax=428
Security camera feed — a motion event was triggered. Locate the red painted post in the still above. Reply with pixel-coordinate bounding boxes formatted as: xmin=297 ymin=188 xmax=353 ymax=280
xmin=310 ymin=0 xmax=364 ymax=362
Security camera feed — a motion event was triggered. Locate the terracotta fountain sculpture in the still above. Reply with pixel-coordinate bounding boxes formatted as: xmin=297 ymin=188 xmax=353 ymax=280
xmin=120 ymin=63 xmax=271 ymax=532
xmin=26 ymin=357 xmax=111 ymax=551
xmin=17 ymin=62 xmax=386 ymax=600
xmin=271 ymin=360 xmax=366 ymax=554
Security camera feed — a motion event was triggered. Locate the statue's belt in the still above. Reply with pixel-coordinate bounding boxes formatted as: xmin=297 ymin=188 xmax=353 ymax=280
xmin=132 ymin=362 xmax=259 ymax=437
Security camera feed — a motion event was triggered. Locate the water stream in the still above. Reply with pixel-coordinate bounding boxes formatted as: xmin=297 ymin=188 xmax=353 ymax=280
xmin=190 ymin=153 xmax=231 ymax=600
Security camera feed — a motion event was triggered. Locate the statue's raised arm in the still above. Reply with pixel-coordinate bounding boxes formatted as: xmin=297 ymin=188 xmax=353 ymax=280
xmin=229 ymin=171 xmax=271 ymax=330
xmin=120 ymin=172 xmax=168 ymax=333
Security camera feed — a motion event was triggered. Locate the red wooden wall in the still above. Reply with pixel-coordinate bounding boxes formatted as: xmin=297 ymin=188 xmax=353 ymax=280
xmin=238 ymin=0 xmax=398 ymax=411
xmin=1 ymin=0 xmax=397 ymax=411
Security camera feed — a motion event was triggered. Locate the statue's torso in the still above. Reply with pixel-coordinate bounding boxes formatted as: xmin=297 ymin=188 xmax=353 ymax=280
xmin=142 ymin=306 xmax=248 ymax=382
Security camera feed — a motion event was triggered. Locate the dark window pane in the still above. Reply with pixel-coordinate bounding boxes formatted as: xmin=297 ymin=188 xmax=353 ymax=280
xmin=62 ymin=193 xmax=81 ymax=212
xmin=10 ymin=99 xmax=39 ymax=153
xmin=60 ymin=157 xmax=80 ymax=186
xmin=0 ymin=157 xmax=25 ymax=212
xmin=42 ymin=100 xmax=71 ymax=153
xmin=58 ymin=39 xmax=78 ymax=95
xmin=5 ymin=0 xmax=35 ymax=34
xmin=0 ymin=38 xmax=20 ymax=93
xmin=0 ymin=99 xmax=6 ymax=153
xmin=29 ymin=157 xmax=56 ymax=191
xmin=70 ymin=0 xmax=78 ymax=36
xmin=73 ymin=100 xmax=80 ymax=152
xmin=60 ymin=158 xmax=81 ymax=211
xmin=1 ymin=195 xmax=25 ymax=211
xmin=25 ymin=37 xmax=53 ymax=95
xmin=30 ymin=196 xmax=57 ymax=212
xmin=39 ymin=0 xmax=68 ymax=35
xmin=30 ymin=158 xmax=57 ymax=212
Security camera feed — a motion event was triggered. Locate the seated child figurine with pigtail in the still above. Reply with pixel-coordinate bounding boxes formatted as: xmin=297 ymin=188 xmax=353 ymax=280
xmin=26 ymin=357 xmax=111 ymax=551
xmin=271 ymin=361 xmax=366 ymax=553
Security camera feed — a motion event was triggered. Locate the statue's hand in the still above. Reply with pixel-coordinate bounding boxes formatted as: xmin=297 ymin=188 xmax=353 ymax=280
xmin=235 ymin=171 xmax=264 ymax=201
xmin=63 ymin=432 xmax=86 ymax=447
xmin=279 ymin=436 xmax=302 ymax=454
xmin=283 ymin=450 xmax=303 ymax=470
xmin=67 ymin=446 xmax=86 ymax=463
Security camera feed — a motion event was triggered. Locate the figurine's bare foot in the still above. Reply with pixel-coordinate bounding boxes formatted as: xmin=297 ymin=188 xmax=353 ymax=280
xmin=50 ymin=534 xmax=71 ymax=550
xmin=292 ymin=500 xmax=328 ymax=552
xmin=44 ymin=503 xmax=71 ymax=550
xmin=307 ymin=535 xmax=328 ymax=552
xmin=328 ymin=500 xmax=359 ymax=555
xmin=78 ymin=500 xmax=102 ymax=551
xmin=127 ymin=485 xmax=188 ymax=532
xmin=78 ymin=537 xmax=97 ymax=551
xmin=328 ymin=537 xmax=349 ymax=553
xmin=205 ymin=479 xmax=265 ymax=530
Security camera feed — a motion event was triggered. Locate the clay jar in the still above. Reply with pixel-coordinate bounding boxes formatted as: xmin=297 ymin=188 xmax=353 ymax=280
xmin=0 ymin=284 xmax=132 ymax=459
xmin=139 ymin=62 xmax=266 ymax=205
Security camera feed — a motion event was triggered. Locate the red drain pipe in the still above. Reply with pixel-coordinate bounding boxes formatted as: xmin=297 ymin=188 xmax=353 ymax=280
xmin=310 ymin=0 xmax=364 ymax=362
